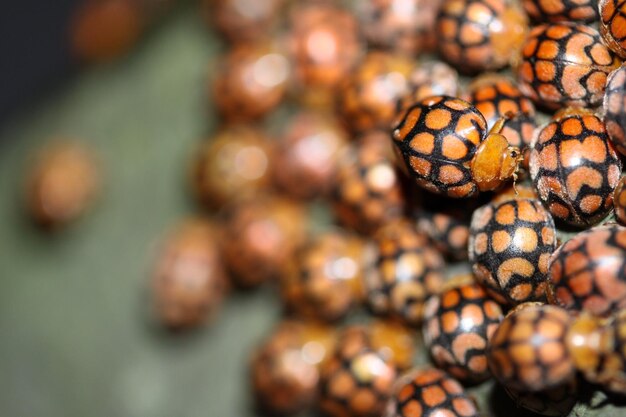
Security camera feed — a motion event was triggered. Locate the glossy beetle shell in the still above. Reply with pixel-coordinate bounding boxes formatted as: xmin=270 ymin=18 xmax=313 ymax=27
xmin=192 ymin=126 xmax=274 ymax=209
xmin=152 ymin=219 xmax=227 ymax=329
xmin=383 ymin=367 xmax=479 ymax=417
xmin=415 ymin=209 xmax=471 ymax=261
xmin=423 ymin=283 xmax=503 ymax=382
xmin=549 ymin=224 xmax=626 ymax=317
xmin=436 ymin=0 xmax=528 ymax=73
xmin=600 ymin=0 xmax=626 ymax=58
xmin=518 ymin=23 xmax=620 ymax=109
xmin=221 ymin=196 xmax=308 ymax=288
xmin=339 ymin=52 xmax=415 ymax=133
xmin=522 ymin=0 xmax=598 ymax=22
xmin=251 ymin=320 xmax=336 ymax=415
xmin=211 ymin=42 xmax=290 ymax=122
xmin=398 ymin=62 xmax=460 ymax=112
xmin=320 ymin=327 xmax=398 ymax=417
xmin=332 ymin=131 xmax=406 ymax=235
xmin=603 ymin=63 xmax=626 ymax=156
xmin=615 ymin=177 xmax=626 ymax=225
xmin=365 ymin=220 xmax=445 ymax=326
xmin=26 ymin=141 xmax=100 ymax=229
xmin=529 ymin=111 xmax=622 ymax=227
xmin=469 ymin=199 xmax=557 ymax=305
xmin=392 ymin=96 xmax=487 ymax=198
xmin=274 ymin=111 xmax=349 ymax=200
xmin=281 ymin=231 xmax=371 ymax=322
xmin=488 ymin=303 xmax=575 ymax=392
xmin=287 ymin=3 xmax=362 ymax=97
xmin=464 ymin=74 xmax=537 ymax=148
xmin=357 ymin=0 xmax=441 ymax=55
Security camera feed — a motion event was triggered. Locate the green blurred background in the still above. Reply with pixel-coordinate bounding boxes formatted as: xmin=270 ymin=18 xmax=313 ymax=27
xmin=1 ymin=5 xmax=626 ymax=417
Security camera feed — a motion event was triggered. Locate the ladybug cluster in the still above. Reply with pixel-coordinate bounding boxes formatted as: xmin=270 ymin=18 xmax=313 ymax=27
xmin=26 ymin=0 xmax=626 ymax=416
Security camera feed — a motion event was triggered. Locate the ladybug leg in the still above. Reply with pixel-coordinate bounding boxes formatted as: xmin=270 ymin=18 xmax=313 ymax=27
xmin=489 ymin=112 xmax=518 ymax=135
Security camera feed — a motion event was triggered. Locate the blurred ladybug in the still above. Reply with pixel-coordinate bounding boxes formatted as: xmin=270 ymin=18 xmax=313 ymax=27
xmin=549 ymin=223 xmax=626 ymax=317
xmin=383 ymin=367 xmax=479 ymax=417
xmin=529 ymin=108 xmax=622 ymax=227
xmin=518 ymin=23 xmax=620 ymax=109
xmin=392 ymin=95 xmax=523 ymax=198
xmin=488 ymin=303 xmax=575 ymax=392
xmin=436 ymin=0 xmax=528 ymax=73
xmin=522 ymin=0 xmax=598 ymax=23
xmin=603 ymin=63 xmax=626 ymax=156
xmin=423 ymin=282 xmax=503 ymax=382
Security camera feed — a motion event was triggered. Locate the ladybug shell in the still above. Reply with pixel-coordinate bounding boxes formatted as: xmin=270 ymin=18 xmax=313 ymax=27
xmin=365 ymin=220 xmax=445 ymax=326
xmin=518 ymin=23 xmax=620 ymax=109
xmin=392 ymin=95 xmax=487 ymax=198
xmin=436 ymin=0 xmax=528 ymax=73
xmin=600 ymin=0 xmax=626 ymax=59
xmin=422 ymin=283 xmax=503 ymax=382
xmin=614 ymin=176 xmax=626 ymax=225
xmin=383 ymin=367 xmax=479 ymax=417
xmin=549 ymin=223 xmax=626 ymax=317
xmin=522 ymin=0 xmax=598 ymax=23
xmin=529 ymin=112 xmax=622 ymax=227
xmin=488 ymin=303 xmax=575 ymax=392
xmin=469 ymin=198 xmax=557 ymax=305
xmin=464 ymin=74 xmax=537 ymax=148
xmin=320 ymin=326 xmax=398 ymax=417
xmin=604 ymin=63 xmax=626 ymax=156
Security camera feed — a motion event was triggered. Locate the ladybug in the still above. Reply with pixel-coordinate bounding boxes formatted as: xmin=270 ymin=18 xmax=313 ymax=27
xmin=368 ymin=320 xmax=417 ymax=371
xmin=280 ymin=231 xmax=372 ymax=322
xmin=357 ymin=0 xmax=441 ymax=56
xmin=220 ymin=195 xmax=308 ymax=288
xmin=502 ymin=380 xmax=577 ymax=416
xmin=464 ymin=74 xmax=538 ymax=148
xmin=522 ymin=0 xmax=598 ymax=23
xmin=518 ymin=23 xmax=620 ymax=109
xmin=549 ymin=224 xmax=626 ymax=317
xmin=414 ymin=204 xmax=473 ymax=261
xmin=339 ymin=52 xmax=415 ymax=133
xmin=603 ymin=63 xmax=626 ymax=156
xmin=152 ymin=219 xmax=228 ymax=329
xmin=212 ymin=42 xmax=290 ymax=122
xmin=192 ymin=125 xmax=274 ymax=209
xmin=566 ymin=311 xmax=626 ymax=394
xmin=436 ymin=0 xmax=528 ymax=73
xmin=364 ymin=219 xmax=445 ymax=326
xmin=250 ymin=320 xmax=336 ymax=415
xmin=530 ymin=108 xmax=622 ymax=227
xmin=392 ymin=95 xmax=523 ymax=198
xmin=615 ymin=176 xmax=626 ymax=225
xmin=287 ymin=2 xmax=362 ymax=102
xmin=600 ymin=0 xmax=626 ymax=58
xmin=469 ymin=198 xmax=557 ymax=305
xmin=397 ymin=61 xmax=460 ymax=112
xmin=383 ymin=367 xmax=479 ymax=417
xmin=274 ymin=110 xmax=349 ymax=200
xmin=422 ymin=282 xmax=504 ymax=382
xmin=487 ymin=303 xmax=575 ymax=392
xmin=320 ymin=326 xmax=398 ymax=417
xmin=26 ymin=141 xmax=100 ymax=229
xmin=332 ymin=131 xmax=406 ymax=235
